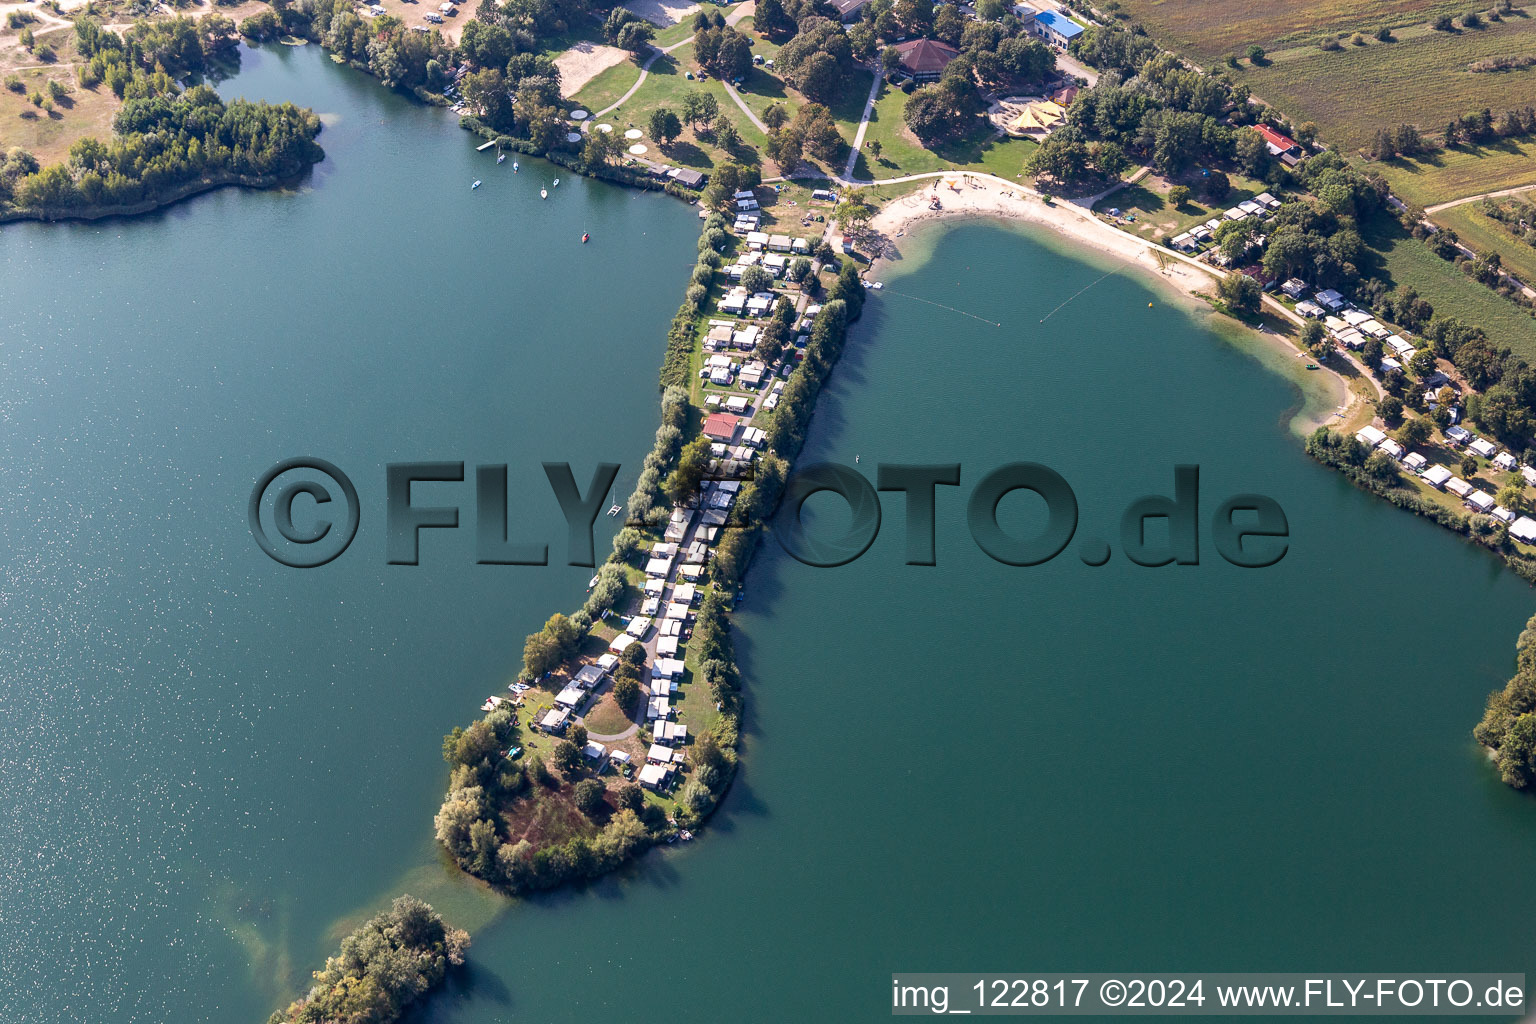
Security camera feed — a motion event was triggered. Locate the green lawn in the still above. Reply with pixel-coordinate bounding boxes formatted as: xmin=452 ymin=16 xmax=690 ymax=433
xmin=1361 ymin=210 xmax=1536 ymax=362
xmin=855 ymin=81 xmax=1036 ymax=179
xmin=1434 ymin=199 xmax=1536 ymax=287
xmin=583 ymin=45 xmax=769 ymax=172
xmin=1230 ymin=16 xmax=1536 ymax=153
xmin=1373 ymin=137 xmax=1536 ymax=208
xmin=571 ymin=57 xmax=645 ymax=115
xmin=1092 ymin=170 xmax=1274 ymax=241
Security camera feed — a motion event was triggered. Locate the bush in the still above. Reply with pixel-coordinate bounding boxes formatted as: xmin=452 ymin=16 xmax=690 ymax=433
xmin=1432 ymin=13 xmax=1454 ymax=29
xmin=1462 ymin=10 xmax=1482 ymax=27
xmin=1245 ymin=44 xmax=1264 ymax=61
xmin=1319 ymin=36 xmax=1342 ymax=50
xmin=1375 ymin=26 xmax=1393 ymax=40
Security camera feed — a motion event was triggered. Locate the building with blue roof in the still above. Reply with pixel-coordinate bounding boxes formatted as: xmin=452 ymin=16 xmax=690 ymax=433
xmin=1032 ymin=8 xmax=1084 ymax=46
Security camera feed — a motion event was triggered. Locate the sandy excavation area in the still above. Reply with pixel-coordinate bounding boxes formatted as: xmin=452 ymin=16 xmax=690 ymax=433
xmin=554 ymin=41 xmax=630 ymax=98
xmin=623 ymin=0 xmax=699 ymax=26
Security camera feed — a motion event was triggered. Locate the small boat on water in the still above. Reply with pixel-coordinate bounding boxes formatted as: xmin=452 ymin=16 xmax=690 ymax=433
xmin=553 ymin=178 xmax=560 ymax=187
xmin=540 ymin=187 xmax=548 ymax=199
xmin=512 ymin=160 xmax=519 ymax=171
xmin=607 ymin=503 xmax=621 ymax=516
xmin=496 ymin=152 xmax=505 ymax=164
xmin=588 ymin=574 xmax=600 ymax=590
xmin=582 ymin=232 xmax=590 ymax=243
xmin=471 ymin=180 xmax=481 ymax=189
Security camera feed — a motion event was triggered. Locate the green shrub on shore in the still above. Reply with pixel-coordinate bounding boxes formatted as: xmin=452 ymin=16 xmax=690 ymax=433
xmin=268 ymin=895 xmax=468 ymax=1024
xmin=1475 ymin=612 xmax=1536 ymax=788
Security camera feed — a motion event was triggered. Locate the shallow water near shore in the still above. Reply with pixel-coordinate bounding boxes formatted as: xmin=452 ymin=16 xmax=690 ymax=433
xmin=2 ymin=44 xmax=1536 ymax=1024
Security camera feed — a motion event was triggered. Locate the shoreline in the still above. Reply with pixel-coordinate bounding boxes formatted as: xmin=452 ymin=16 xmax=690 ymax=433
xmin=859 ymin=176 xmax=1357 ymax=436
xmin=0 ymin=171 xmax=315 ymax=226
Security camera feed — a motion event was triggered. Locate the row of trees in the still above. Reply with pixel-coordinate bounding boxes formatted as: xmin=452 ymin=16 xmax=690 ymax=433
xmin=267 ymin=896 xmax=469 ymax=1024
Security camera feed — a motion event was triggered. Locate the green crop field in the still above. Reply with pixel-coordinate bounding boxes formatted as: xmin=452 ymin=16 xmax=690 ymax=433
xmin=1230 ymin=16 xmax=1536 ymax=152
xmin=1434 ymin=197 xmax=1536 ymax=285
xmin=1361 ymin=211 xmax=1536 ymax=362
xmin=1374 ymin=138 xmax=1536 ymax=207
xmin=1113 ymin=0 xmax=1470 ymax=61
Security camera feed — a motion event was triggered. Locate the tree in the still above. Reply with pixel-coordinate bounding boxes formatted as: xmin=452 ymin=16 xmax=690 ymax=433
xmin=681 ymin=90 xmax=719 ymax=128
xmin=616 ymin=20 xmax=655 ymax=52
xmin=1167 ymin=184 xmax=1191 ymax=207
xmin=740 ymin=264 xmax=775 ymax=294
xmin=1301 ymin=320 xmax=1326 ymax=353
xmin=834 ymin=189 xmax=876 ymax=229
xmin=648 ymin=107 xmax=682 ymax=145
xmin=798 ymin=51 xmax=843 ymax=103
xmin=713 ymin=114 xmax=740 ymax=150
xmin=1499 ymin=483 xmax=1526 ymax=514
xmin=573 ymin=779 xmax=606 ymax=816
xmin=1397 ymin=417 xmax=1431 ymax=447
xmin=763 ymin=101 xmax=790 ymax=130
xmin=976 ymin=0 xmax=1005 ymax=18
xmin=1246 ymin=44 xmax=1265 ymax=62
xmin=1364 ymin=450 xmax=1399 ymax=482
xmin=1462 ymin=454 xmax=1480 ymax=478
xmin=663 ymin=435 xmax=711 ymax=505
xmin=1378 ymin=394 xmax=1404 ymax=422
xmin=1217 ymin=272 xmax=1261 ymax=314
xmin=1432 ymin=13 xmax=1454 ymax=29
xmin=1204 ymin=169 xmax=1231 ymax=200
xmin=612 ymin=675 xmax=640 ymax=710
xmin=622 ymin=641 xmax=647 ymax=669
xmin=552 ymin=739 xmax=582 ymax=774
xmin=787 ymin=256 xmax=813 ymax=283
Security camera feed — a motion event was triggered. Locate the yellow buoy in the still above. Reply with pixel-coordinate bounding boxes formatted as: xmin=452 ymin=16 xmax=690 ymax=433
xmin=1148 ymin=302 xmax=1154 ymax=307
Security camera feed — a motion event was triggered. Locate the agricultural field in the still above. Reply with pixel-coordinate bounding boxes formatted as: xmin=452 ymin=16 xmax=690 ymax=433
xmin=1111 ymin=0 xmax=1472 ymax=61
xmin=1433 ymin=195 xmax=1536 ymax=284
xmin=1375 ymin=137 xmax=1536 ymax=207
xmin=1360 ymin=210 xmax=1536 ymax=362
xmin=1230 ymin=15 xmax=1536 ymax=152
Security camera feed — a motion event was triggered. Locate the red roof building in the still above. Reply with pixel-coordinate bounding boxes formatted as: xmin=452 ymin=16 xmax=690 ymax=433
xmin=1252 ymin=124 xmax=1298 ymax=155
xmin=703 ymin=413 xmax=740 ymax=443
xmin=893 ymin=38 xmax=960 ymax=81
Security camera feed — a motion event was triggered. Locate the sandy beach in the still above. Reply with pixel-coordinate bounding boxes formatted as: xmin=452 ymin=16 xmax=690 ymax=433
xmin=860 ymin=174 xmax=1360 ymax=433
xmin=865 ymin=175 xmax=1214 ymax=300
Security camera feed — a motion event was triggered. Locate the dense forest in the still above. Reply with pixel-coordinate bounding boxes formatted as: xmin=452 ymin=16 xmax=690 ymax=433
xmin=268 ymin=895 xmax=469 ymax=1024
xmin=0 ymin=18 xmax=322 ymax=217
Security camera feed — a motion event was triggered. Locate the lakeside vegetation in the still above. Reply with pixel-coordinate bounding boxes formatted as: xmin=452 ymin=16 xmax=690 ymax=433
xmin=0 ymin=16 xmax=322 ymax=220
xmin=431 ymin=179 xmax=865 ymax=890
xmin=1475 ymin=610 xmax=1536 ymax=787
xmin=268 ymin=895 xmax=469 ymax=1024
